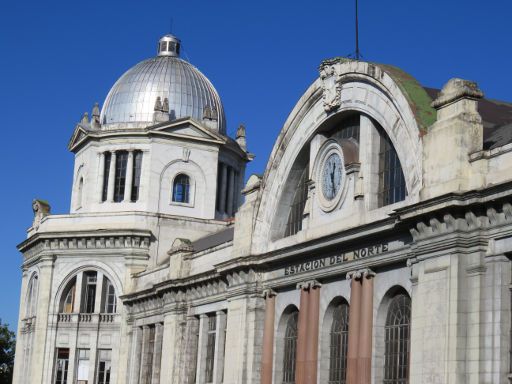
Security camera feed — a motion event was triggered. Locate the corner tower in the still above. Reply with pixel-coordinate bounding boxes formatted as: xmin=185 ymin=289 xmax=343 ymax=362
xmin=13 ymin=35 xmax=251 ymax=384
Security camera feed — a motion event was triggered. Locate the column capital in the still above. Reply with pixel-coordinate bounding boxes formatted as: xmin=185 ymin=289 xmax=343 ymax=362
xmin=361 ymin=268 xmax=376 ymax=279
xmin=262 ymin=288 xmax=277 ymax=299
xmin=296 ymin=279 xmax=321 ymax=290
xmin=347 ymin=268 xmax=375 ymax=281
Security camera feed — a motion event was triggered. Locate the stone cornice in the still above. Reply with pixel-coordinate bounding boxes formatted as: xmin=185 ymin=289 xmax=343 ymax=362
xmin=18 ymin=229 xmax=153 ymax=259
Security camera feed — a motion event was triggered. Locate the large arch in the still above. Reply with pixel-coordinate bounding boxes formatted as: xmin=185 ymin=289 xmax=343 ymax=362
xmin=52 ymin=262 xmax=123 ymax=314
xmin=252 ymin=60 xmax=429 ymax=253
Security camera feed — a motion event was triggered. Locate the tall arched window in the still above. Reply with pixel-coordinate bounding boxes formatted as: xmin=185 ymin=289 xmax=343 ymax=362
xmin=384 ymin=293 xmax=411 ymax=384
xmin=172 ymin=174 xmax=190 ymax=203
xmin=377 ymin=126 xmax=406 ymax=207
xmin=59 ymin=272 xmax=117 ymax=315
xmin=76 ymin=177 xmax=84 ymax=209
xmin=283 ymin=312 xmax=298 ymax=384
xmin=25 ymin=275 xmax=38 ymax=318
xmin=329 ymin=302 xmax=349 ymax=384
xmin=61 ymin=277 xmax=76 ymax=313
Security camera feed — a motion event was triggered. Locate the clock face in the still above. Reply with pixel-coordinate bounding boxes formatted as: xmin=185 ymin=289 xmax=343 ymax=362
xmin=321 ymin=152 xmax=343 ymax=200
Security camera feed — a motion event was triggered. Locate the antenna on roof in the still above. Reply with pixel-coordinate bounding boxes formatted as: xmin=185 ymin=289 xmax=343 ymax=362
xmin=355 ymin=0 xmax=360 ymax=60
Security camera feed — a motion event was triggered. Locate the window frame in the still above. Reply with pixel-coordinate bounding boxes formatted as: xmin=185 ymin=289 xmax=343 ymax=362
xmin=383 ymin=293 xmax=411 ymax=384
xmin=282 ymin=311 xmax=298 ymax=384
xmin=171 ymin=173 xmax=194 ymax=207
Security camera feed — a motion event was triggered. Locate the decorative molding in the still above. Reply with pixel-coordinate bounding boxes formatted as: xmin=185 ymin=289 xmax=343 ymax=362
xmin=319 ymin=63 xmax=341 ymax=112
xmin=19 ymin=231 xmax=152 ymax=260
xmin=408 ymin=199 xmax=512 ymax=242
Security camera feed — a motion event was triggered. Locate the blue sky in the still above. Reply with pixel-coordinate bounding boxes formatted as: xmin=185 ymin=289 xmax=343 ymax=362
xmin=0 ymin=0 xmax=511 ymax=329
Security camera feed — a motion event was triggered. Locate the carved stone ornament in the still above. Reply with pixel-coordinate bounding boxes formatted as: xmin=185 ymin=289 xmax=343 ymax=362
xmin=320 ymin=64 xmax=341 ymax=112
xmin=182 ymin=147 xmax=191 ymax=162
xmin=32 ymin=199 xmax=51 ymax=230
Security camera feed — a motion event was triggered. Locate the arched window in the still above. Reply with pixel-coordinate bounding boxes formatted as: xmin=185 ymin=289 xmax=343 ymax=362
xmin=25 ymin=275 xmax=38 ymax=318
xmin=283 ymin=312 xmax=298 ymax=384
xmin=377 ymin=126 xmax=406 ymax=207
xmin=329 ymin=302 xmax=349 ymax=384
xmin=172 ymin=174 xmax=190 ymax=203
xmin=285 ymin=166 xmax=309 ymax=237
xmin=76 ymin=177 xmax=84 ymax=209
xmin=59 ymin=271 xmax=118 ymax=315
xmin=384 ymin=293 xmax=411 ymax=384
xmin=61 ymin=277 xmax=77 ymax=313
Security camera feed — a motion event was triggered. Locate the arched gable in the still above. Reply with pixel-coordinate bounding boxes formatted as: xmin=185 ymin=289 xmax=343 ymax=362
xmin=252 ymin=60 xmax=430 ymax=253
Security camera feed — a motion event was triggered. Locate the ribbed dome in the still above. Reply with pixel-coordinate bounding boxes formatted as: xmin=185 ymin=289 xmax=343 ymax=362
xmin=100 ymin=35 xmax=226 ymax=133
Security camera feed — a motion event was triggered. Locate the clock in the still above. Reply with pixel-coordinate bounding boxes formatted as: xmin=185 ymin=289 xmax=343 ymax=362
xmin=315 ymin=140 xmax=346 ymax=212
xmin=321 ymin=152 xmax=343 ymax=200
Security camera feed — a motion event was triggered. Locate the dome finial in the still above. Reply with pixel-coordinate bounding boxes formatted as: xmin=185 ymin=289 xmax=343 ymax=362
xmin=157 ymin=34 xmax=181 ymax=57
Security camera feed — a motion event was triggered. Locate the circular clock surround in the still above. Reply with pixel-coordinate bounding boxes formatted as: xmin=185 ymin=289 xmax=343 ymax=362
xmin=315 ymin=140 xmax=347 ymax=212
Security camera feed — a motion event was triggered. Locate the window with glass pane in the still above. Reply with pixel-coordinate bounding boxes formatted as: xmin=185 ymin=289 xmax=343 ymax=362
xmin=384 ymin=293 xmax=411 ymax=384
xmin=131 ymin=151 xmax=143 ymax=202
xmin=283 ymin=312 xmax=298 ymax=384
xmin=77 ymin=178 xmax=84 ymax=209
xmin=378 ymin=127 xmax=406 ymax=207
xmin=329 ymin=303 xmax=349 ymax=384
xmin=26 ymin=275 xmax=38 ymax=317
xmin=102 ymin=278 xmax=116 ymax=314
xmin=331 ymin=114 xmax=360 ymax=142
xmin=285 ymin=166 xmax=309 ymax=237
xmin=172 ymin=174 xmax=190 ymax=203
xmin=96 ymin=350 xmax=111 ymax=384
xmin=83 ymin=272 xmax=97 ymax=314
xmin=62 ymin=278 xmax=76 ymax=313
xmin=102 ymin=153 xmax=111 ymax=202
xmin=205 ymin=315 xmax=217 ymax=383
xmin=76 ymin=349 xmax=90 ymax=384
xmin=54 ymin=348 xmax=69 ymax=384
xmin=113 ymin=151 xmax=128 ymax=202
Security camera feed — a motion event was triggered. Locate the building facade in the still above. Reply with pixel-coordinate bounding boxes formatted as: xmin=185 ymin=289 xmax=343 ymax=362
xmin=12 ymin=34 xmax=512 ymax=384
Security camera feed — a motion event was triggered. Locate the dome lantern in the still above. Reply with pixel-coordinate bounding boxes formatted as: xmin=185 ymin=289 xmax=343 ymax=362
xmin=157 ymin=34 xmax=181 ymax=57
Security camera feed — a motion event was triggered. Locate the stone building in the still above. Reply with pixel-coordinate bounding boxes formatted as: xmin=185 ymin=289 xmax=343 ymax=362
xmin=12 ymin=33 xmax=512 ymax=384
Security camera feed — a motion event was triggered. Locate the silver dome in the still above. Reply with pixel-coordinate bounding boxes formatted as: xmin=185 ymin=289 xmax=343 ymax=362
xmin=100 ymin=35 xmax=226 ymax=133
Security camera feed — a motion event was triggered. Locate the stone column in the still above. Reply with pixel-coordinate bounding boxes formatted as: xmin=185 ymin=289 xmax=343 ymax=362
xmin=139 ymin=325 xmax=151 ymax=384
xmin=151 ymin=323 xmax=164 ymax=384
xmin=195 ymin=314 xmax=209 ymax=384
xmin=93 ymin=271 xmax=104 ymax=313
xmin=346 ymin=271 xmax=362 ymax=384
xmin=295 ymin=282 xmax=310 ymax=384
xmin=214 ymin=310 xmax=227 ymax=383
xmin=128 ymin=326 xmax=143 ymax=384
xmin=227 ymin=167 xmax=235 ymax=217
xmin=98 ymin=152 xmax=105 ymax=202
xmin=219 ymin=163 xmax=228 ymax=214
xmin=182 ymin=315 xmax=200 ymax=384
xmin=107 ymin=151 xmax=117 ymax=202
xmin=358 ymin=269 xmax=375 ymax=384
xmin=74 ymin=271 xmax=84 ymax=313
xmin=305 ymin=281 xmax=321 ymax=384
xmin=124 ymin=150 xmax=135 ymax=202
xmin=261 ymin=289 xmax=276 ymax=384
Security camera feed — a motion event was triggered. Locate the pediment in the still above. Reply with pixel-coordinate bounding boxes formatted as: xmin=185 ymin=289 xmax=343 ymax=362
xmin=149 ymin=118 xmax=225 ymax=144
xmin=68 ymin=125 xmax=89 ymax=151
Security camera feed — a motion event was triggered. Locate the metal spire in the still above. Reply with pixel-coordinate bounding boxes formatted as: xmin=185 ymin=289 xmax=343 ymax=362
xmin=355 ymin=0 xmax=361 ymax=60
